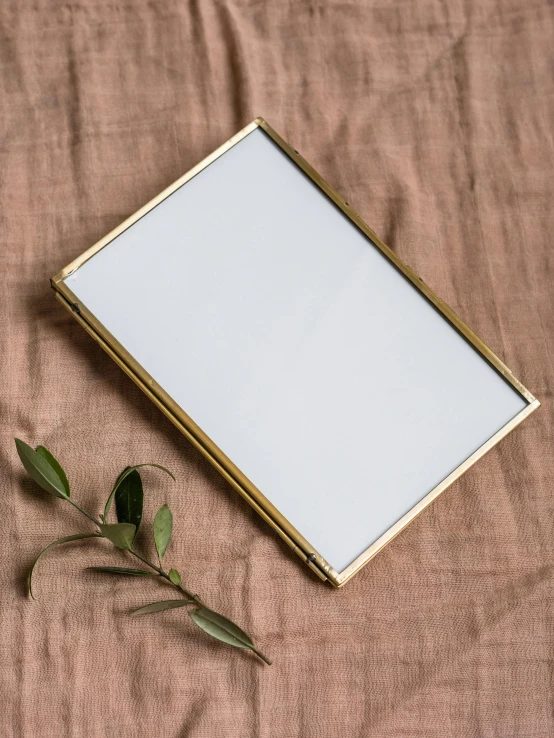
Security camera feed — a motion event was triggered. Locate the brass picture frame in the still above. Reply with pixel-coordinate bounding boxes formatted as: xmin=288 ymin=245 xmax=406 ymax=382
xmin=51 ymin=118 xmax=539 ymax=587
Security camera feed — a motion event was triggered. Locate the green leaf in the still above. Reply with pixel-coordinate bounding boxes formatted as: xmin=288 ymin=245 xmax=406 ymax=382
xmin=153 ymin=504 xmax=172 ymax=562
xmin=99 ymin=523 xmax=136 ymax=550
xmin=168 ymin=568 xmax=181 ymax=585
xmin=189 ymin=608 xmax=272 ymax=665
xmin=104 ymin=463 xmax=174 ymax=522
xmin=87 ymin=566 xmax=154 ymax=577
xmin=29 ymin=533 xmax=100 ymax=599
xmin=15 ymin=438 xmax=69 ymax=499
xmin=115 ymin=469 xmax=143 ymax=540
xmin=36 ymin=446 xmax=70 ymax=497
xmin=130 ymin=599 xmax=193 ymax=616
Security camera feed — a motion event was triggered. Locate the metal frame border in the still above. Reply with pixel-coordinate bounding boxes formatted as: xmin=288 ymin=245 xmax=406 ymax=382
xmin=52 ymin=117 xmax=540 ymax=587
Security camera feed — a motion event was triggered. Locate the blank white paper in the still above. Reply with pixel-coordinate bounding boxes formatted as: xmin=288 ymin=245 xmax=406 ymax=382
xmin=64 ymin=128 xmax=527 ymax=573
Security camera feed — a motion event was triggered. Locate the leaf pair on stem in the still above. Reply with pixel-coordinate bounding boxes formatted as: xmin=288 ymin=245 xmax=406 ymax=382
xmin=14 ymin=438 xmax=271 ymax=665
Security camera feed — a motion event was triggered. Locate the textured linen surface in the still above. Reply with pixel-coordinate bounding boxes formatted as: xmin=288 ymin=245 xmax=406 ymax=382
xmin=1 ymin=1 xmax=553 ymax=737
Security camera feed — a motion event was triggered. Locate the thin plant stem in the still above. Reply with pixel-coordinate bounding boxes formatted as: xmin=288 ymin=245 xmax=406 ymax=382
xmin=67 ymin=497 xmax=103 ymax=527
xmin=127 ymin=549 xmax=201 ymax=605
xmin=66 ymin=498 xmax=198 ymax=601
xmin=63 ymin=493 xmax=271 ymax=665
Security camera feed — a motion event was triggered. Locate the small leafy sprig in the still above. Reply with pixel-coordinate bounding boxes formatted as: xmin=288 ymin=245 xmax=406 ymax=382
xmin=14 ymin=438 xmax=271 ymax=665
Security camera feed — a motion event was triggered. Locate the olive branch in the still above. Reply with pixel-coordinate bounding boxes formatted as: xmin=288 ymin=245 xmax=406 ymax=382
xmin=14 ymin=438 xmax=271 ymax=665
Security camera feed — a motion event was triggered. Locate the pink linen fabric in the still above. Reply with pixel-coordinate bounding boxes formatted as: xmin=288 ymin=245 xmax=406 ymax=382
xmin=1 ymin=1 xmax=552 ymax=736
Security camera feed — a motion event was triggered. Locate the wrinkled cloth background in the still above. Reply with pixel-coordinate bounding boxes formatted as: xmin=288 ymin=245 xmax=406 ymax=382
xmin=1 ymin=1 xmax=553 ymax=736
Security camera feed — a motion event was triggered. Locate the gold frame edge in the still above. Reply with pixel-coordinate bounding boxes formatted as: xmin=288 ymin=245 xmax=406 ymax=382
xmin=51 ymin=116 xmax=540 ymax=587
